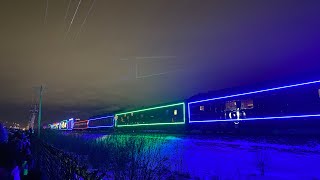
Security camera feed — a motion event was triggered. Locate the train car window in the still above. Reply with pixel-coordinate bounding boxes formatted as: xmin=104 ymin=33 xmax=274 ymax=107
xmin=174 ymin=110 xmax=178 ymax=115
xmin=241 ymin=99 xmax=254 ymax=109
xmin=225 ymin=101 xmax=237 ymax=111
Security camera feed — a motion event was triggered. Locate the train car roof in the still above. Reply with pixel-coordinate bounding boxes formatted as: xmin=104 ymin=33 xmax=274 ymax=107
xmin=187 ymin=72 xmax=320 ymax=103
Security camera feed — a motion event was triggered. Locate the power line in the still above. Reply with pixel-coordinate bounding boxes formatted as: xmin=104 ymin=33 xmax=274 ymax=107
xmin=37 ymin=86 xmax=43 ymax=137
xmin=32 ymin=86 xmax=47 ymax=137
xmin=135 ymin=56 xmax=177 ymax=60
xmin=136 ymin=69 xmax=183 ymax=79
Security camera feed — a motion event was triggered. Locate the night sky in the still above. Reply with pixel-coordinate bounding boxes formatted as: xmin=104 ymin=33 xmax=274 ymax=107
xmin=0 ymin=0 xmax=320 ymax=125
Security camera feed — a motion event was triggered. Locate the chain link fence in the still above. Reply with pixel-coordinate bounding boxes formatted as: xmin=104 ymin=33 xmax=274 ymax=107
xmin=32 ymin=138 xmax=105 ymax=180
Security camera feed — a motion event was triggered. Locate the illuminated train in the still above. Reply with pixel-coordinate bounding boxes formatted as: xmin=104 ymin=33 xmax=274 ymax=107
xmin=47 ymin=80 xmax=320 ymax=134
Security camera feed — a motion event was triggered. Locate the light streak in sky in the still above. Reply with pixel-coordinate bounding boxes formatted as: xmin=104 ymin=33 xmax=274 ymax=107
xmin=75 ymin=0 xmax=96 ymax=39
xmin=64 ymin=0 xmax=72 ymax=22
xmin=118 ymin=56 xmax=183 ymax=79
xmin=44 ymin=0 xmax=49 ymax=24
xmin=65 ymin=0 xmax=82 ymax=39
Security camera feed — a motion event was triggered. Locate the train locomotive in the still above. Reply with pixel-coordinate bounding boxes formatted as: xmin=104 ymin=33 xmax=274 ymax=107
xmin=47 ymin=80 xmax=320 ymax=134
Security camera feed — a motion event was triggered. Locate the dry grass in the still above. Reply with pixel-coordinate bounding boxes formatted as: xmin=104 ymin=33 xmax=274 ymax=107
xmin=41 ymin=131 xmax=177 ymax=179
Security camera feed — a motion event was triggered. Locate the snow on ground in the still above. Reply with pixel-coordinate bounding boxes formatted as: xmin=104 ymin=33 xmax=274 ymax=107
xmin=65 ymin=132 xmax=320 ymax=179
xmin=160 ymin=135 xmax=320 ymax=179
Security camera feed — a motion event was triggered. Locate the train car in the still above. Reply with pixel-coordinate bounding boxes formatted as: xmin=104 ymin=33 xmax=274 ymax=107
xmin=50 ymin=122 xmax=60 ymax=130
xmin=115 ymin=102 xmax=185 ymax=132
xmin=88 ymin=115 xmax=114 ymax=130
xmin=73 ymin=119 xmax=89 ymax=130
xmin=47 ymin=119 xmax=74 ymax=130
xmin=67 ymin=118 xmax=74 ymax=130
xmin=187 ymin=80 xmax=320 ymax=134
xmin=59 ymin=120 xmax=68 ymax=130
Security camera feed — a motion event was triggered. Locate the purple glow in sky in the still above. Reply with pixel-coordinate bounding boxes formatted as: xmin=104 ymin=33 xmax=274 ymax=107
xmin=0 ymin=0 xmax=319 ymax=125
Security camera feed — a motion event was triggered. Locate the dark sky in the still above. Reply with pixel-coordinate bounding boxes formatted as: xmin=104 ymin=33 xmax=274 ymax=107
xmin=0 ymin=0 xmax=320 ymax=126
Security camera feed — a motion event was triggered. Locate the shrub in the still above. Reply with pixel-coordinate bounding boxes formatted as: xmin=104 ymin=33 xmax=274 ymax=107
xmin=41 ymin=131 xmax=172 ymax=179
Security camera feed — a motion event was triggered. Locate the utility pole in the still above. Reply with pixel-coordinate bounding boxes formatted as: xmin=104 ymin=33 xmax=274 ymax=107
xmin=29 ymin=104 xmax=38 ymax=133
xmin=37 ymin=85 xmax=44 ymax=138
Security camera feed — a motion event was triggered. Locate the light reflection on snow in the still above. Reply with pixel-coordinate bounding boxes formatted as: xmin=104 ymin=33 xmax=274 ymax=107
xmin=63 ymin=132 xmax=320 ymax=179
